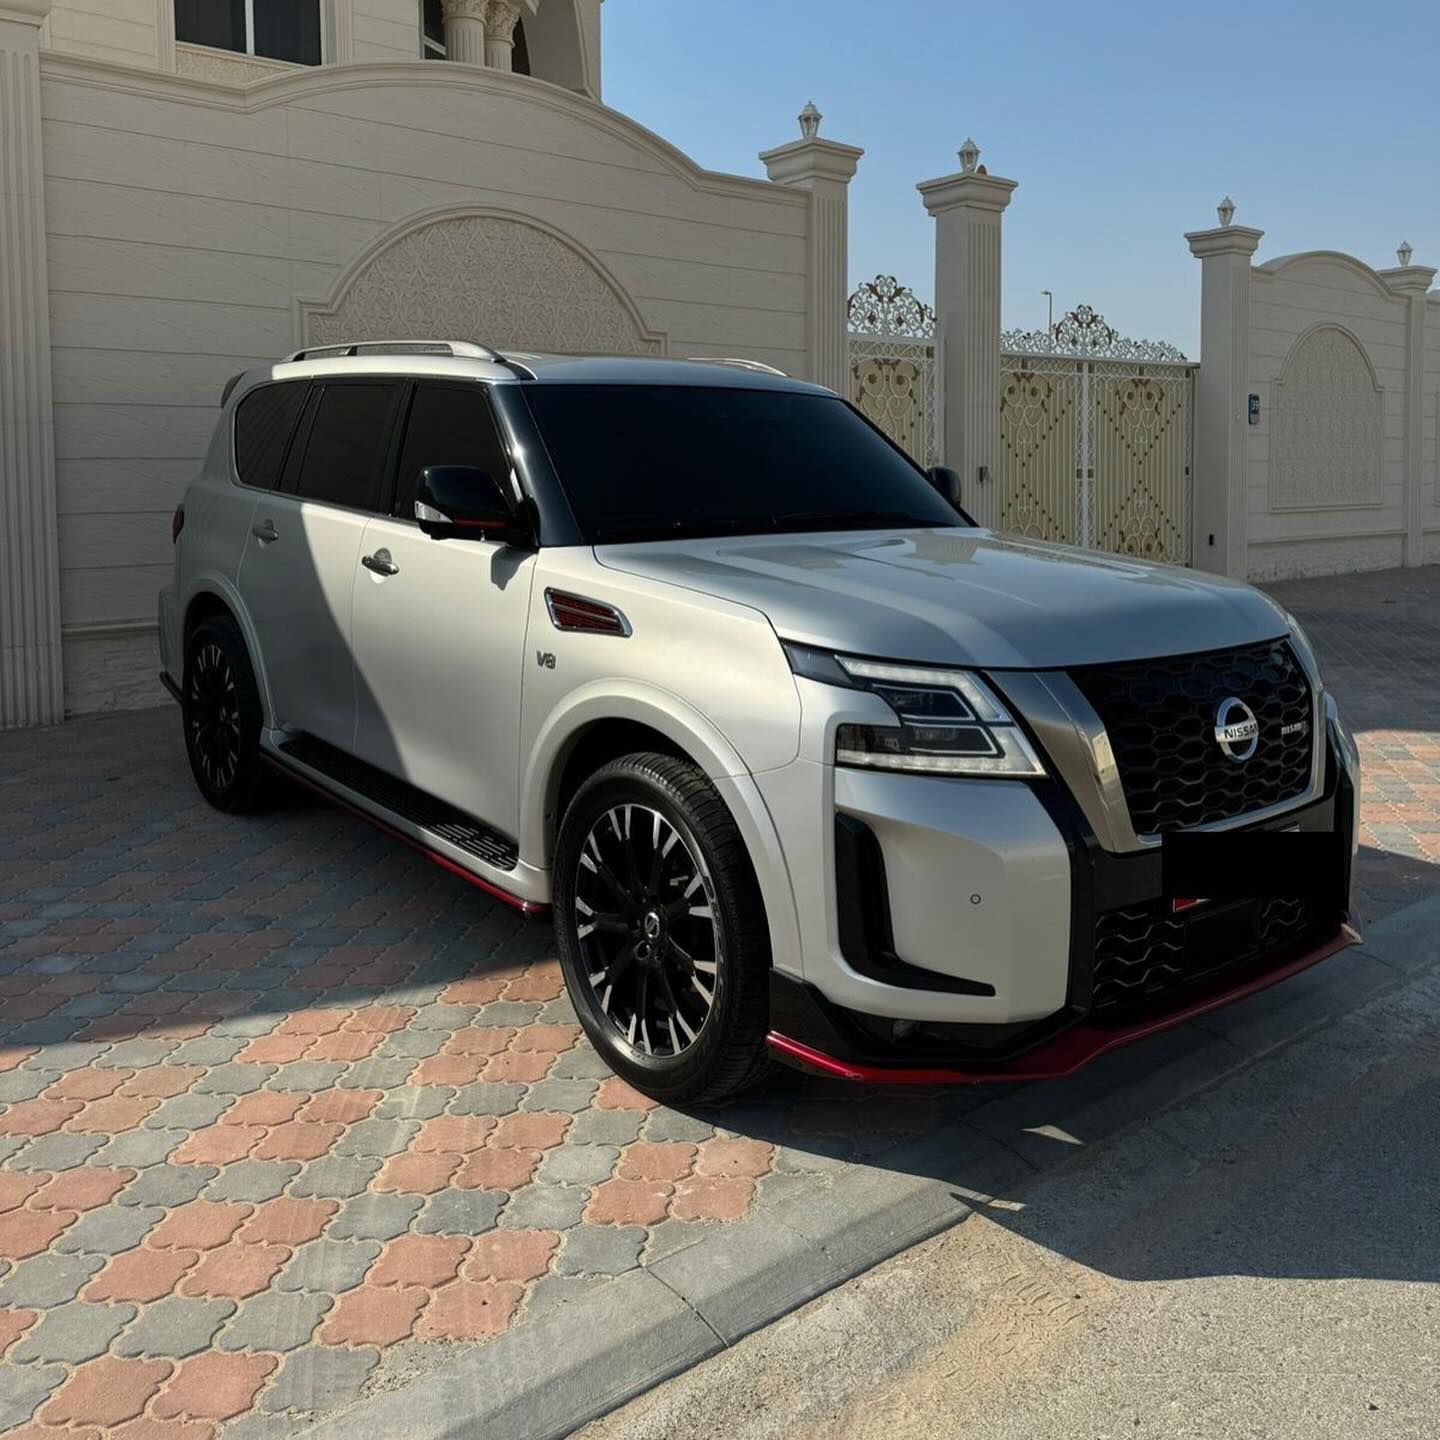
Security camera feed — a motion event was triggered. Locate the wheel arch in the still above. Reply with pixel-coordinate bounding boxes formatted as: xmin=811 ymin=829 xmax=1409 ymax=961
xmin=180 ymin=576 xmax=274 ymax=721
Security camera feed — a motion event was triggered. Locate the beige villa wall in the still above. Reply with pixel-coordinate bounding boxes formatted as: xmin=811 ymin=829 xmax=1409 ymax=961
xmin=37 ymin=56 xmax=811 ymax=713
xmin=352 ymin=0 xmax=422 ymax=63
xmin=1426 ymin=295 xmax=1440 ymax=567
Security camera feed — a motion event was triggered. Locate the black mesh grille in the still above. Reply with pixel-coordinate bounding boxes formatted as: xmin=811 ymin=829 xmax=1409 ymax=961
xmin=1092 ymin=897 xmax=1324 ymax=1014
xmin=1070 ymin=639 xmax=1313 ymax=834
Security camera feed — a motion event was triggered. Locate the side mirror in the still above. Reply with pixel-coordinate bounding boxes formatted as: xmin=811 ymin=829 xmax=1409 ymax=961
xmin=926 ymin=465 xmax=963 ymax=505
xmin=415 ymin=465 xmax=530 ymax=545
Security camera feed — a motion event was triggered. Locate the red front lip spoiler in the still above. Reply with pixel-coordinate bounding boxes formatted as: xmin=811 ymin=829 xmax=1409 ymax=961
xmin=766 ymin=923 xmax=1362 ymax=1085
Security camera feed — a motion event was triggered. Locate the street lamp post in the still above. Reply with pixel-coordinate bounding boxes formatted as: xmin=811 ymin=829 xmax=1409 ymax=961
xmin=1041 ymin=289 xmax=1054 ymax=334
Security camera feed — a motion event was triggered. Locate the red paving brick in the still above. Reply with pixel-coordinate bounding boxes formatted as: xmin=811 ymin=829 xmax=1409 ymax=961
xmin=178 ymin=1242 xmax=289 ymax=1300
xmin=319 ymin=1283 xmax=428 ymax=1346
xmin=85 ymin=1248 xmax=202 ymax=1303
xmin=464 ymin=1229 xmax=558 ymax=1283
xmin=145 ymin=1202 xmax=250 ymax=1252
xmin=413 ymin=1280 xmax=523 ymax=1341
xmin=0 ymin=1307 xmax=38 ymax=1358
xmin=367 ymin=1234 xmax=471 ymax=1289
xmin=151 ymin=1351 xmax=279 ymax=1422
xmin=38 ymin=1356 xmax=174 ymax=1428
xmin=236 ymin=1196 xmax=337 ymax=1247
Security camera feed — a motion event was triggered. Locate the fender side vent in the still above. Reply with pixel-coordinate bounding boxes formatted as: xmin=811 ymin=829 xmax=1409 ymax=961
xmin=545 ymin=589 xmax=631 ymax=636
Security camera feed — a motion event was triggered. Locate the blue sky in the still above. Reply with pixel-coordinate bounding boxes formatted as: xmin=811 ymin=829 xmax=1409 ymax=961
xmin=604 ymin=1 xmax=1439 ymax=356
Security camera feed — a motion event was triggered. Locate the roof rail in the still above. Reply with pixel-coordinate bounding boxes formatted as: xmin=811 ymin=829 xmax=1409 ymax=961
xmin=283 ymin=340 xmax=503 ymax=363
xmin=688 ymin=356 xmax=789 ymax=377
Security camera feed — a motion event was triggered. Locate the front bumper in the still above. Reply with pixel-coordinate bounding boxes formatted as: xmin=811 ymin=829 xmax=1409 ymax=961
xmin=761 ymin=710 xmax=1359 ymax=1082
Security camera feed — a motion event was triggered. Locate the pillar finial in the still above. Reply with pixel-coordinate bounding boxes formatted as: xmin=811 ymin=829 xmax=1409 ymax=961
xmin=1217 ymin=196 xmax=1236 ymax=227
xmin=798 ymin=100 xmax=821 ymax=140
xmin=1397 ymin=240 xmax=1413 ymax=267
xmin=957 ymin=137 xmax=980 ymax=174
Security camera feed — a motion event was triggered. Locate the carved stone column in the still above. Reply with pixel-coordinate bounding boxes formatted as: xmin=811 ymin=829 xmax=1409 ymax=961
xmin=918 ymin=142 xmax=1017 ymax=529
xmin=1186 ymin=213 xmax=1263 ymax=577
xmin=440 ymin=0 xmax=488 ymax=65
xmin=760 ymin=105 xmax=863 ymax=393
xmin=0 ymin=0 xmax=64 ymax=728
xmin=484 ymin=0 xmax=522 ymax=71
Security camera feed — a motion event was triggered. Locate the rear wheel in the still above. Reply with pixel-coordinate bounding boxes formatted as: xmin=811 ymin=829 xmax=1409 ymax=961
xmin=182 ymin=615 xmax=277 ymax=813
xmin=554 ymin=752 xmax=772 ymax=1104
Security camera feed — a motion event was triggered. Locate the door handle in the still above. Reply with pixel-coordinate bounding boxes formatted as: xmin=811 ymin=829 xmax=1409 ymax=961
xmin=362 ymin=549 xmax=399 ymax=577
xmin=251 ymin=520 xmax=279 ymax=543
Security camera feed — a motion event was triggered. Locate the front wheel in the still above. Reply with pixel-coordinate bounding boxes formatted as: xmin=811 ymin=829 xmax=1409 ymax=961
xmin=553 ymin=752 xmax=772 ymax=1105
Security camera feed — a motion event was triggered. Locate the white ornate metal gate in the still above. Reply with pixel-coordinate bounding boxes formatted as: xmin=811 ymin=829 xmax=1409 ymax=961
xmin=999 ymin=306 xmax=1195 ymax=563
xmin=847 ymin=275 xmax=938 ymax=465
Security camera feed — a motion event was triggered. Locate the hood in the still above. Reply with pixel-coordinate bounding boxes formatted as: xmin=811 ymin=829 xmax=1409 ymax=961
xmin=595 ymin=528 xmax=1289 ymax=669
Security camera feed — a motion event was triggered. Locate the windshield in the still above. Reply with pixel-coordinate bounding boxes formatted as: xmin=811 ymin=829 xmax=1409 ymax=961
xmin=522 ymin=384 xmax=966 ymax=544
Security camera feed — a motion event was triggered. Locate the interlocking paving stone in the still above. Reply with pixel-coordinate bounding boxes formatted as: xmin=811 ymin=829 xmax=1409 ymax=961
xmin=446 ymin=1082 xmax=525 ymax=1117
xmin=194 ymin=1063 xmax=275 ymax=1095
xmin=268 ymin=1061 xmax=349 ymax=1092
xmin=567 ymin=1108 xmax=647 ymax=1146
xmin=339 ymin=1057 xmax=418 ymax=1089
xmin=0 ymin=1069 xmax=57 ymax=1103
xmin=0 ymin=1359 xmax=66 ymax=1431
xmin=536 ymin=1144 xmax=620 ymax=1187
xmin=376 ymin=1029 xmax=447 ymax=1059
xmin=414 ymin=1189 xmax=503 ymax=1236
xmin=375 ymin=1087 xmax=452 ymax=1121
xmin=217 ymin=1288 xmax=334 ymax=1352
xmin=10 ymin=1298 xmax=136 ymax=1364
xmin=287 ymin=1155 xmax=384 ymax=1199
xmin=169 ymin=1036 xmax=249 ymax=1066
xmin=9 ymin=1134 xmax=106 ymax=1172
xmin=144 ymin=1092 xmax=230 ymax=1131
xmin=116 ymin=1163 xmax=217 ymax=1210
xmin=0 ymin=1251 xmax=105 ymax=1307
xmin=274 ymin=1237 xmax=382 ymax=1295
xmin=93 ymin=1128 xmax=182 ymax=1169
xmin=113 ymin=1295 xmax=235 ymax=1357
xmin=202 ymin=1159 xmax=301 ymax=1203
xmin=328 ymin=1192 xmax=424 ymax=1242
xmin=555 ymin=1224 xmax=646 ymax=1276
xmin=258 ymin=1343 xmax=380 ymax=1413
xmin=548 ymin=1044 xmax=614 ymax=1081
xmin=52 ymin=1202 xmax=166 ymax=1256
xmin=518 ymin=1079 xmax=598 ymax=1113
xmin=642 ymin=1110 xmax=717 ymax=1144
xmin=333 ymin=1118 xmax=420 ymax=1158
xmin=498 ymin=1182 xmax=588 ymax=1231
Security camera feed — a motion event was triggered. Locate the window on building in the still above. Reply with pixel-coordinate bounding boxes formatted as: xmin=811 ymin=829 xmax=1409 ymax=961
xmin=422 ymin=0 xmax=446 ymax=59
xmin=175 ymin=0 xmax=322 ymax=66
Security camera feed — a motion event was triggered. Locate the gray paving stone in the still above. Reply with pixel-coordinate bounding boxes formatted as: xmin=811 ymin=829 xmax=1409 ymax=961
xmin=218 ymin=1289 xmax=333 ymax=1353
xmin=0 ymin=1251 xmax=104 ymax=1308
xmin=11 ymin=1299 xmax=136 ymax=1364
xmin=29 ymin=1040 xmax=108 ymax=1069
xmin=143 ymin=1091 xmax=230 ymax=1131
xmin=97 ymin=1038 xmax=179 ymax=1068
xmin=338 ymin=1057 xmax=417 ymax=1090
xmin=520 ymin=1078 xmax=598 ymax=1113
xmin=0 ymin=1360 xmax=66 ymax=1431
xmin=522 ymin=1272 xmax=610 ymax=1323
xmin=555 ymin=1224 xmax=645 ymax=1277
xmin=287 ymin=1155 xmax=382 ymax=1199
xmin=327 ymin=1192 xmax=423 ymax=1242
xmin=447 ymin=1082 xmax=526 ymax=1117
xmin=537 ymin=994 xmax=579 ymax=1025
xmin=333 ymin=1118 xmax=419 ymax=1159
xmin=0 ymin=1135 xmax=27 ymax=1163
xmin=275 ymin=1238 xmax=381 ymax=1295
xmin=567 ymin=1108 xmax=646 ymax=1146
xmin=414 ymin=1189 xmax=502 ymax=1236
xmin=94 ymin=1127 xmax=181 ymax=1169
xmin=0 ymin=1068 xmax=57 ymax=1102
xmin=372 ymin=1086 xmax=452 ymax=1123
xmin=203 ymin=1159 xmax=299 ymax=1203
xmin=644 ymin=1217 xmax=718 ymax=1265
xmin=537 ymin=1144 xmax=619 ymax=1187
xmin=547 ymin=1045 xmax=612 ymax=1081
xmin=167 ymin=1035 xmax=248 ymax=1066
xmin=113 ymin=1296 xmax=235 ymax=1358
xmin=55 ymin=1203 xmax=165 ymax=1256
xmin=376 ymin=1029 xmax=447 ymax=1059
xmin=268 ymin=1060 xmax=348 ymax=1092
xmin=643 ymin=1109 xmax=716 ymax=1144
xmin=259 ymin=1344 xmax=380 ymax=1413
xmin=117 ymin=1163 xmax=215 ymax=1208
xmin=408 ymin=1004 xmax=476 ymax=1032
xmin=499 ymin=1182 xmax=587 ymax=1231
xmin=477 ymin=1001 xmax=542 ymax=1026
xmin=211 ymin=1013 xmax=277 ymax=1038
xmin=194 ymin=1062 xmax=274 ymax=1095
xmin=10 ymin=1132 xmax=106 ymax=1171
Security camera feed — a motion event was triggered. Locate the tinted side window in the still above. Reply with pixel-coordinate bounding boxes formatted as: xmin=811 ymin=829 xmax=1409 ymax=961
xmin=393 ymin=383 xmax=510 ymax=521
xmin=294 ymin=383 xmax=402 ymax=512
xmin=234 ymin=383 xmax=308 ymax=490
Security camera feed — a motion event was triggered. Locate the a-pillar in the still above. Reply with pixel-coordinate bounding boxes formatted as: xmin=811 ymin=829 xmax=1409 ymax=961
xmin=440 ymin=0 xmax=488 ymax=65
xmin=1378 ymin=252 xmax=1436 ymax=567
xmin=918 ymin=142 xmax=1017 ymax=528
xmin=1185 ymin=213 xmax=1263 ymax=577
xmin=0 ymin=0 xmax=63 ymax=728
xmin=760 ymin=104 xmax=863 ymax=395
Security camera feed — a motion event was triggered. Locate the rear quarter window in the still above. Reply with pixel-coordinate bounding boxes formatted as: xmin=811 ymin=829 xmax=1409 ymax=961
xmin=234 ymin=382 xmax=308 ymax=490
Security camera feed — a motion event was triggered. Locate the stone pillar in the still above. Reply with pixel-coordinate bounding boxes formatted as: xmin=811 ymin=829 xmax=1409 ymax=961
xmin=918 ymin=141 xmax=1016 ymax=528
xmin=0 ymin=0 xmax=63 ymax=729
xmin=760 ymin=104 xmax=863 ymax=394
xmin=1185 ymin=211 xmax=1263 ymax=578
xmin=440 ymin=0 xmax=488 ymax=65
xmin=483 ymin=0 xmax=522 ymax=71
xmin=1378 ymin=251 xmax=1436 ymax=567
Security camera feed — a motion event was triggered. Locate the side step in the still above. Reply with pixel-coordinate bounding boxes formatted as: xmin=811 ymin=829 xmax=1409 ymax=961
xmin=268 ymin=734 xmax=542 ymax=915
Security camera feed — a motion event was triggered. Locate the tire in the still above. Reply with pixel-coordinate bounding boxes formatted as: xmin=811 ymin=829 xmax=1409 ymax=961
xmin=181 ymin=614 xmax=279 ymax=814
xmin=553 ymin=752 xmax=773 ymax=1105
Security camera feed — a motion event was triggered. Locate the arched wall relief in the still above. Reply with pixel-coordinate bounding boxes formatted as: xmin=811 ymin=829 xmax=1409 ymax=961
xmin=298 ymin=206 xmax=666 ymax=356
xmin=1270 ymin=324 xmax=1383 ymax=510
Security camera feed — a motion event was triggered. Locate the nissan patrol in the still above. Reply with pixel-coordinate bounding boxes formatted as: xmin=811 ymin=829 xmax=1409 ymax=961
xmin=159 ymin=341 xmax=1360 ymax=1102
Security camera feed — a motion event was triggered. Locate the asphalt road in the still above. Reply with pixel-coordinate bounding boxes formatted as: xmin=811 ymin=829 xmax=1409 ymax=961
xmin=579 ymin=908 xmax=1440 ymax=1440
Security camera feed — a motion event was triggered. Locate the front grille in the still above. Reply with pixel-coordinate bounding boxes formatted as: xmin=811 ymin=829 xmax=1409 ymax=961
xmin=1070 ymin=639 xmax=1313 ymax=834
xmin=1092 ymin=896 xmax=1324 ymax=1014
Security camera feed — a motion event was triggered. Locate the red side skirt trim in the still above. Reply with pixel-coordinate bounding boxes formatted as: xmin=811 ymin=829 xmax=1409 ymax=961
xmin=262 ymin=754 xmax=548 ymax=917
xmin=767 ymin=923 xmax=1361 ymax=1085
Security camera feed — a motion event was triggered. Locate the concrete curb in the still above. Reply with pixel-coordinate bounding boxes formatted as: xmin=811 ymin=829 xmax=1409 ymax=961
xmin=297 ymin=893 xmax=1440 ymax=1440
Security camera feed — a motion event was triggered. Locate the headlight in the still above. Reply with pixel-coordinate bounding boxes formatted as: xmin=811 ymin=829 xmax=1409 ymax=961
xmin=1280 ymin=608 xmax=1322 ymax=683
xmin=784 ymin=645 xmax=1046 ymax=778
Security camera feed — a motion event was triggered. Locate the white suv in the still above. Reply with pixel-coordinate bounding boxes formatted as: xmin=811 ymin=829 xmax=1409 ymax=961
xmin=160 ymin=341 xmax=1360 ymax=1102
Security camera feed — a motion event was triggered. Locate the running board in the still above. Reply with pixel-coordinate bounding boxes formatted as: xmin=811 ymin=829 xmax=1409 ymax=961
xmin=264 ymin=734 xmax=544 ymax=916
